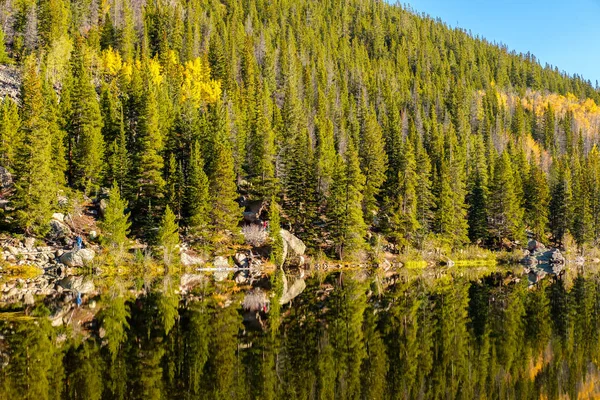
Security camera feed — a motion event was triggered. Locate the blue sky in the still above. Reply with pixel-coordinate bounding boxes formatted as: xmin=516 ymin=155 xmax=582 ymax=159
xmin=406 ymin=0 xmax=600 ymax=85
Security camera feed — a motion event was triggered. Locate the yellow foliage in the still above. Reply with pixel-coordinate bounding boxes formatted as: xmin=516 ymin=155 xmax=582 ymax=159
xmin=101 ymin=47 xmax=123 ymax=76
xmin=147 ymin=57 xmax=163 ymax=86
xmin=180 ymin=57 xmax=222 ymax=107
xmin=45 ymin=35 xmax=73 ymax=84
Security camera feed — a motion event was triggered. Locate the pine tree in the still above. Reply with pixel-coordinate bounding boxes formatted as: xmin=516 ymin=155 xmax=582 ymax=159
xmin=69 ymin=37 xmax=105 ymax=192
xmin=314 ymin=90 xmax=336 ymax=197
xmin=359 ymin=108 xmax=387 ymax=222
xmin=158 ymin=205 xmax=179 ymax=266
xmin=386 ymin=138 xmax=419 ymax=250
xmin=488 ymin=151 xmax=525 ymax=245
xmin=543 ymin=103 xmax=556 ymax=152
xmin=549 ymin=160 xmax=573 ymax=247
xmin=105 ymin=108 xmax=129 ymax=194
xmin=12 ymin=57 xmax=55 ymax=235
xmin=571 ymin=156 xmax=592 ymax=247
xmin=101 ymin=181 xmax=131 ymax=252
xmin=467 ymin=135 xmax=489 ymax=244
xmin=0 ymin=97 xmax=21 ymax=170
xmin=186 ymin=141 xmax=211 ymax=240
xmin=524 ymin=157 xmax=550 ymax=242
xmin=587 ymin=146 xmax=600 ymax=244
xmin=209 ymin=103 xmax=241 ymax=243
xmin=0 ymin=26 xmax=11 ymax=64
xmin=327 ymin=144 xmax=367 ymax=260
xmin=42 ymin=73 xmax=66 ymax=188
xmin=132 ymin=64 xmax=165 ymax=228
xmin=269 ymin=196 xmax=284 ymax=267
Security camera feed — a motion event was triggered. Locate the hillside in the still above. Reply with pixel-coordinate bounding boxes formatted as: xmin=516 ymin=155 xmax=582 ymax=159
xmin=0 ymin=0 xmax=599 ymax=263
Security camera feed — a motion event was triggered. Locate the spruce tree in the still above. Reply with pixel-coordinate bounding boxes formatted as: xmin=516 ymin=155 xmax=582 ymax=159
xmin=549 ymin=160 xmax=573 ymax=247
xmin=101 ymin=181 xmax=131 ymax=252
xmin=488 ymin=151 xmax=525 ymax=245
xmin=0 ymin=97 xmax=21 ymax=171
xmin=386 ymin=138 xmax=419 ymax=250
xmin=209 ymin=103 xmax=241 ymax=243
xmin=524 ymin=157 xmax=550 ymax=242
xmin=12 ymin=57 xmax=55 ymax=235
xmin=69 ymin=37 xmax=105 ymax=192
xmin=326 ymin=143 xmax=367 ymax=260
xmin=467 ymin=135 xmax=489 ymax=244
xmin=158 ymin=205 xmax=180 ymax=266
xmin=359 ymin=108 xmax=387 ymax=222
xmin=186 ymin=141 xmax=211 ymax=240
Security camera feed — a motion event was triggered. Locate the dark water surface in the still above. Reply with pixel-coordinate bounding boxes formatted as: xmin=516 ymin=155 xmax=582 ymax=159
xmin=0 ymin=268 xmax=599 ymax=399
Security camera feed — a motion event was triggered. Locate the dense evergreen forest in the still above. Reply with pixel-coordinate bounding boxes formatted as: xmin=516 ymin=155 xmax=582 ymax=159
xmin=1 ymin=0 xmax=600 ymax=260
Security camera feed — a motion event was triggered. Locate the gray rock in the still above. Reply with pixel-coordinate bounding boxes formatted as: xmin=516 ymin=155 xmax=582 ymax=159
xmin=52 ymin=213 xmax=65 ymax=222
xmin=24 ymin=237 xmax=35 ymax=250
xmin=59 ymin=249 xmax=95 ymax=267
xmin=528 ymin=239 xmax=546 ymax=253
xmin=234 ymin=253 xmax=249 ymax=268
xmin=57 ymin=275 xmax=95 ymax=293
xmin=279 ymin=276 xmax=306 ymax=305
xmin=50 ymin=219 xmax=71 ymax=238
xmin=98 ymin=199 xmax=108 ymax=218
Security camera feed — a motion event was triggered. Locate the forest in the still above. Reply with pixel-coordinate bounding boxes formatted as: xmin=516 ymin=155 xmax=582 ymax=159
xmin=1 ymin=0 xmax=600 ymax=262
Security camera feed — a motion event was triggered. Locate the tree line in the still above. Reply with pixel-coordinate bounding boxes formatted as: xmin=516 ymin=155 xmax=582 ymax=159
xmin=1 ymin=0 xmax=600 ymax=259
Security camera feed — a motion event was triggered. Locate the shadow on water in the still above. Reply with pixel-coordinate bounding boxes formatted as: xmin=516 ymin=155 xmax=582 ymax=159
xmin=0 ymin=264 xmax=599 ymax=399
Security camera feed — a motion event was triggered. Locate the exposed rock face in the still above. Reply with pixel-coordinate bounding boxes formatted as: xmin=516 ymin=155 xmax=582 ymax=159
xmin=279 ymin=270 xmax=306 ymax=305
xmin=280 ymin=229 xmax=306 ymax=265
xmin=527 ymin=240 xmax=546 ymax=253
xmin=59 ymin=249 xmax=95 ymax=267
xmin=57 ymin=275 xmax=95 ymax=293
xmin=50 ymin=219 xmax=72 ymax=238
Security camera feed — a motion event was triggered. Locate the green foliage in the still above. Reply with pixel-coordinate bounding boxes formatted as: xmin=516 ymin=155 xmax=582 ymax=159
xmin=269 ymin=196 xmax=284 ymax=267
xmin=100 ymin=181 xmax=131 ymax=252
xmin=158 ymin=205 xmax=180 ymax=265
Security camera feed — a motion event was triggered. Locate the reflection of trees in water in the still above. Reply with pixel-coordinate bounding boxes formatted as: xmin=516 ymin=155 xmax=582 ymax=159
xmin=2 ymin=273 xmax=600 ymax=398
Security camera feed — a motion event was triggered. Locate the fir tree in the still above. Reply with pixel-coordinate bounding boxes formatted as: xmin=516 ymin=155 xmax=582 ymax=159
xmin=12 ymin=57 xmax=55 ymax=235
xmin=209 ymin=103 xmax=241 ymax=243
xmin=186 ymin=141 xmax=211 ymax=240
xmin=0 ymin=97 xmax=21 ymax=171
xmin=158 ymin=205 xmax=180 ymax=266
xmin=69 ymin=37 xmax=105 ymax=192
xmin=359 ymin=108 xmax=387 ymax=222
xmin=101 ymin=181 xmax=131 ymax=252
xmin=549 ymin=160 xmax=573 ymax=246
xmin=488 ymin=151 xmax=525 ymax=244
xmin=327 ymin=144 xmax=367 ymax=260
xmin=524 ymin=157 xmax=550 ymax=242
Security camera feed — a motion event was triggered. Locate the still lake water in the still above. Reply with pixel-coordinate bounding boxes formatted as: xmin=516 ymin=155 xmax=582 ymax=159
xmin=0 ymin=267 xmax=599 ymax=399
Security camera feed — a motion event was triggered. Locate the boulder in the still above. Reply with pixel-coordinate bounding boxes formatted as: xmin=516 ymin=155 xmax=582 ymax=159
xmin=550 ymin=249 xmax=565 ymax=265
xmin=279 ymin=272 xmax=306 ymax=305
xmin=521 ymin=255 xmax=539 ymax=266
xmin=50 ymin=219 xmax=71 ymax=238
xmin=528 ymin=240 xmax=546 ymax=253
xmin=59 ymin=249 xmax=95 ymax=267
xmin=98 ymin=199 xmax=108 ymax=218
xmin=280 ymin=229 xmax=306 ymax=265
xmin=57 ymin=275 xmax=95 ymax=293
xmin=24 ymin=237 xmax=35 ymax=250
xmin=234 ymin=253 xmax=249 ymax=268
xmin=52 ymin=213 xmax=65 ymax=222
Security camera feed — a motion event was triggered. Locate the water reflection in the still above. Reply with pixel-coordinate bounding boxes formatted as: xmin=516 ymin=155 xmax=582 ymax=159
xmin=1 ymin=268 xmax=600 ymax=399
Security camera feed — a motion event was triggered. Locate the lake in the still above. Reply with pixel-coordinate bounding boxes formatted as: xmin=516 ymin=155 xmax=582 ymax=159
xmin=0 ymin=266 xmax=597 ymax=399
